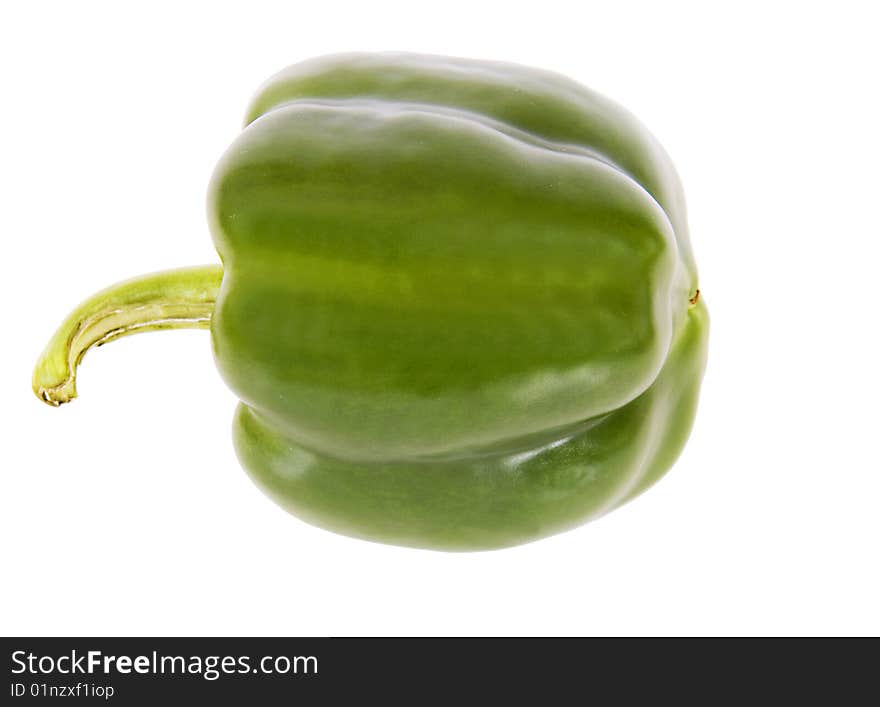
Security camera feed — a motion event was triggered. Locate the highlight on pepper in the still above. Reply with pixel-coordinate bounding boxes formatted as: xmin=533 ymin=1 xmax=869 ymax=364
xmin=33 ymin=53 xmax=709 ymax=550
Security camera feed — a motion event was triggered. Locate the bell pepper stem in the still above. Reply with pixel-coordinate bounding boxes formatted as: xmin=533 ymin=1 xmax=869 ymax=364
xmin=33 ymin=265 xmax=224 ymax=406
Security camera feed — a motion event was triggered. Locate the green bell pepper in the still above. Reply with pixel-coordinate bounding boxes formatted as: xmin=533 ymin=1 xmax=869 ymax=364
xmin=33 ymin=53 xmax=708 ymax=550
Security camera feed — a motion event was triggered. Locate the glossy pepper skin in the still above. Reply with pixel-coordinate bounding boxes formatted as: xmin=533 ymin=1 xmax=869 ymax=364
xmin=33 ymin=53 xmax=708 ymax=550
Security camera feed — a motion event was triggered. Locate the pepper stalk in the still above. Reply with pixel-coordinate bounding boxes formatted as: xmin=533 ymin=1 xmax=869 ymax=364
xmin=32 ymin=265 xmax=223 ymax=406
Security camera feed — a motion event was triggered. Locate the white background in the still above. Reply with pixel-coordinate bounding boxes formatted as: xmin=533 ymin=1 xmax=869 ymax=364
xmin=2 ymin=1 xmax=878 ymax=637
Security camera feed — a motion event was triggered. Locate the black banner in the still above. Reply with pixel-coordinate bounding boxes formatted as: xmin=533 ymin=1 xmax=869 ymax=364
xmin=2 ymin=637 xmax=877 ymax=704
